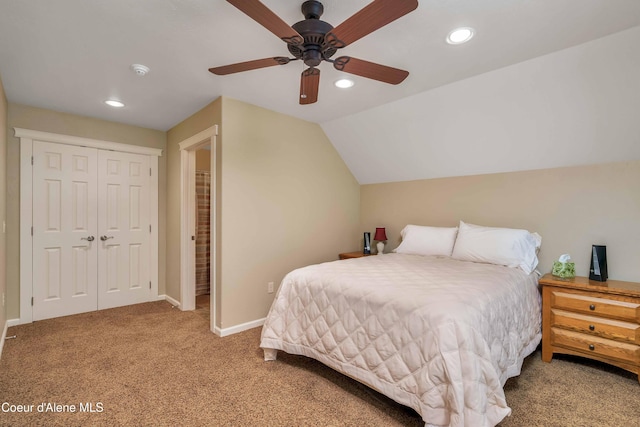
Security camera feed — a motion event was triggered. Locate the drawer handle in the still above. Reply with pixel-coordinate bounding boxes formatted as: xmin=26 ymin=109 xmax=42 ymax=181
xmin=589 ymin=304 xmax=596 ymax=311
xmin=589 ymin=325 xmax=595 ymax=331
xmin=589 ymin=344 xmax=595 ymax=351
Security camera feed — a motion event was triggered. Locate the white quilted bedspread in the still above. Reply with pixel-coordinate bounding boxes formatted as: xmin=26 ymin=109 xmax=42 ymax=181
xmin=260 ymin=254 xmax=541 ymax=427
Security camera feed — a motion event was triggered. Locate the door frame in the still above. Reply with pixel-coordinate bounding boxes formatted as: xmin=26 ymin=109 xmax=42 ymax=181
xmin=178 ymin=125 xmax=218 ymax=334
xmin=16 ymin=128 xmax=162 ymax=324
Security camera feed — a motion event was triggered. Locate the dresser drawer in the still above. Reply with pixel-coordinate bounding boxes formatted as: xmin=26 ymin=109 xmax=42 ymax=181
xmin=552 ymin=291 xmax=640 ymax=322
xmin=552 ymin=327 xmax=640 ymax=365
xmin=552 ymin=309 xmax=640 ymax=344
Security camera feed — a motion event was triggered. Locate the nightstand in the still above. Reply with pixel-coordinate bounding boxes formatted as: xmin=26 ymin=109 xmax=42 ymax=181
xmin=338 ymin=251 xmax=372 ymax=260
xmin=539 ymin=273 xmax=640 ymax=383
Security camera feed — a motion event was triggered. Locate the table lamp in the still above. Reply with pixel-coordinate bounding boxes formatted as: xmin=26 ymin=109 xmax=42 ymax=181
xmin=374 ymin=227 xmax=387 ymax=255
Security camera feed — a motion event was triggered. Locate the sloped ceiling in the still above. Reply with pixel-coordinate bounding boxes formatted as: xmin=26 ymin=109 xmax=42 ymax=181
xmin=323 ymin=26 xmax=640 ymax=183
xmin=0 ymin=0 xmax=639 ymax=183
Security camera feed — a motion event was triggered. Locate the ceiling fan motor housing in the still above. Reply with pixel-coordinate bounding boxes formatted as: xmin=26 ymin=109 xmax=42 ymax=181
xmin=288 ymin=0 xmax=336 ymax=67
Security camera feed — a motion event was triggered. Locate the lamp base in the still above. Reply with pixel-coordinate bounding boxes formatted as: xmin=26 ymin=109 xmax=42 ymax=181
xmin=376 ymin=241 xmax=385 ymax=255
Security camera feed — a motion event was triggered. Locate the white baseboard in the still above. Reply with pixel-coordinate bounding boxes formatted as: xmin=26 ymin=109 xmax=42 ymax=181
xmin=1 ymin=318 xmax=29 ymax=360
xmin=157 ymin=294 xmax=263 ymax=338
xmin=159 ymin=294 xmax=181 ymax=309
xmin=214 ymin=317 xmax=265 ymax=337
xmin=0 ymin=321 xmax=8 ymax=360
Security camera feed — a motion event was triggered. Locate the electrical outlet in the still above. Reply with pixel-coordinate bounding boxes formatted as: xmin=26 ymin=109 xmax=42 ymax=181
xmin=267 ymin=282 xmax=274 ymax=293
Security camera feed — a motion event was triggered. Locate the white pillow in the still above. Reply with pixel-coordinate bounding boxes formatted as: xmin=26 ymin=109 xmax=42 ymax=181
xmin=393 ymin=224 xmax=458 ymax=256
xmin=451 ymin=221 xmax=541 ymax=274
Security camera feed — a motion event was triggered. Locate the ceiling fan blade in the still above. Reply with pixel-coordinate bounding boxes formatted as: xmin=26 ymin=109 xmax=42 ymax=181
xmin=326 ymin=0 xmax=418 ymax=48
xmin=227 ymin=0 xmax=303 ymax=45
xmin=333 ymin=56 xmax=408 ymax=84
xmin=209 ymin=57 xmax=291 ymax=75
xmin=299 ymin=68 xmax=320 ymax=105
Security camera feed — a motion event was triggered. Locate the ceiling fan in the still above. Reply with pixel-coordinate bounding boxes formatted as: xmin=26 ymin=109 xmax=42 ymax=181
xmin=209 ymin=0 xmax=418 ymax=105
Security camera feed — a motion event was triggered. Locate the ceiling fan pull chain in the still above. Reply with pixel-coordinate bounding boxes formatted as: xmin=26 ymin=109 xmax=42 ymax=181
xmin=300 ymin=61 xmax=307 ymax=99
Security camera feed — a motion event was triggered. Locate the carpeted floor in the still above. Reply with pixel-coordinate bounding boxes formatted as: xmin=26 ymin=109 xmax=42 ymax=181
xmin=1 ymin=301 xmax=638 ymax=426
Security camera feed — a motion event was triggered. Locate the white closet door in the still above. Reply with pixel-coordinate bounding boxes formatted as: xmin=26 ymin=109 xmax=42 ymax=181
xmin=32 ymin=141 xmax=98 ymax=320
xmin=97 ymin=150 xmax=151 ymax=309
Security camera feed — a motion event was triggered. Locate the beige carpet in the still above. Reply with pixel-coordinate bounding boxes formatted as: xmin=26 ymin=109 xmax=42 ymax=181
xmin=1 ymin=301 xmax=638 ymax=426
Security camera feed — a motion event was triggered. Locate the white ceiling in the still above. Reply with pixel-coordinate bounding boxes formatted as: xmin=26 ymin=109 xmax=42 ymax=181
xmin=1 ymin=0 xmax=639 ymax=133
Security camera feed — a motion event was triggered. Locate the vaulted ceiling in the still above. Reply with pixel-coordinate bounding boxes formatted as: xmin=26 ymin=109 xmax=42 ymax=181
xmin=1 ymin=0 xmax=639 ymax=183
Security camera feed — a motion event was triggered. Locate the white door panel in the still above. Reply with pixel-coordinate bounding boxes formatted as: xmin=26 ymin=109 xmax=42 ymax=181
xmin=32 ymin=143 xmax=153 ymax=320
xmin=98 ymin=150 xmax=151 ymax=309
xmin=32 ymin=141 xmax=98 ymax=320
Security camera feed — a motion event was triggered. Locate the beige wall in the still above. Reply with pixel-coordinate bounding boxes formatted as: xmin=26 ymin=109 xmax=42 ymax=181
xmin=361 ymin=160 xmax=640 ymax=282
xmin=5 ymin=103 xmax=167 ymax=320
xmin=219 ymin=97 xmax=360 ymax=328
xmin=166 ymin=96 xmax=360 ymax=330
xmin=0 ymin=75 xmax=7 ymax=333
xmin=166 ymin=98 xmax=222 ymax=323
xmin=195 ymin=149 xmax=211 ymax=171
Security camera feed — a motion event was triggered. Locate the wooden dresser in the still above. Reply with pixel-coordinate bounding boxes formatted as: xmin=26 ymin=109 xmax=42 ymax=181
xmin=540 ymin=274 xmax=640 ymax=383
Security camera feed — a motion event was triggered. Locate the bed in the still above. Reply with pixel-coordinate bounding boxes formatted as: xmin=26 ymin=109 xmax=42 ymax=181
xmin=260 ymin=222 xmax=542 ymax=427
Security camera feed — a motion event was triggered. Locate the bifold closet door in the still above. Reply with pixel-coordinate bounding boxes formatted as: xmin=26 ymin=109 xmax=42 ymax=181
xmin=97 ymin=150 xmax=151 ymax=309
xmin=32 ymin=141 xmax=99 ymax=321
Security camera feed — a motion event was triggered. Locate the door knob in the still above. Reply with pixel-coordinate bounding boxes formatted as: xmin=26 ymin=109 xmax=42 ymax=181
xmin=81 ymin=236 xmax=95 ymax=242
xmin=100 ymin=235 xmax=114 ymax=241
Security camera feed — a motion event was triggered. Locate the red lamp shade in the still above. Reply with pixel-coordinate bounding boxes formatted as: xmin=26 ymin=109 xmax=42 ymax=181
xmin=374 ymin=227 xmax=387 ymax=241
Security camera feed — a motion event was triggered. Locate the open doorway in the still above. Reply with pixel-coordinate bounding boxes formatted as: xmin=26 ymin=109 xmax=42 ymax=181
xmin=194 ymin=147 xmax=211 ymax=317
xmin=179 ymin=125 xmax=217 ymax=334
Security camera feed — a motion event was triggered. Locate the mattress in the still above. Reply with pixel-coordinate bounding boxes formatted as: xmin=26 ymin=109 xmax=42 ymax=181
xmin=260 ymin=253 xmax=542 ymax=427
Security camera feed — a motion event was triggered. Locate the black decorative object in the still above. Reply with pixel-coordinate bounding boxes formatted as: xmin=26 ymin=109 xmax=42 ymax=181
xmin=363 ymin=232 xmax=371 ymax=254
xmin=589 ymin=245 xmax=608 ymax=282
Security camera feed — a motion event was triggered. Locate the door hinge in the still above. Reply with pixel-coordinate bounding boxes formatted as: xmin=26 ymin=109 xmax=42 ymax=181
xmin=149 ymin=225 xmax=151 ymax=233
xmin=31 ymin=226 xmax=33 ymax=236
xmin=31 ymin=156 xmax=34 ymax=165
xmin=149 ymin=168 xmax=152 ymax=176
xmin=31 ymin=297 xmax=34 ymax=306
xmin=149 ymin=281 xmax=152 ymax=289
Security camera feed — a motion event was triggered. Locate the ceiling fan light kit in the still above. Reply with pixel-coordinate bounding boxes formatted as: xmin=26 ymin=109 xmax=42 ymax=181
xmin=209 ymin=0 xmax=418 ymax=105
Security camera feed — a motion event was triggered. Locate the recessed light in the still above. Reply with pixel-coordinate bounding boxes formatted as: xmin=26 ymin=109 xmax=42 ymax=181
xmin=334 ymin=78 xmax=355 ymax=89
xmin=105 ymin=100 xmax=125 ymax=108
xmin=447 ymin=27 xmax=474 ymax=45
